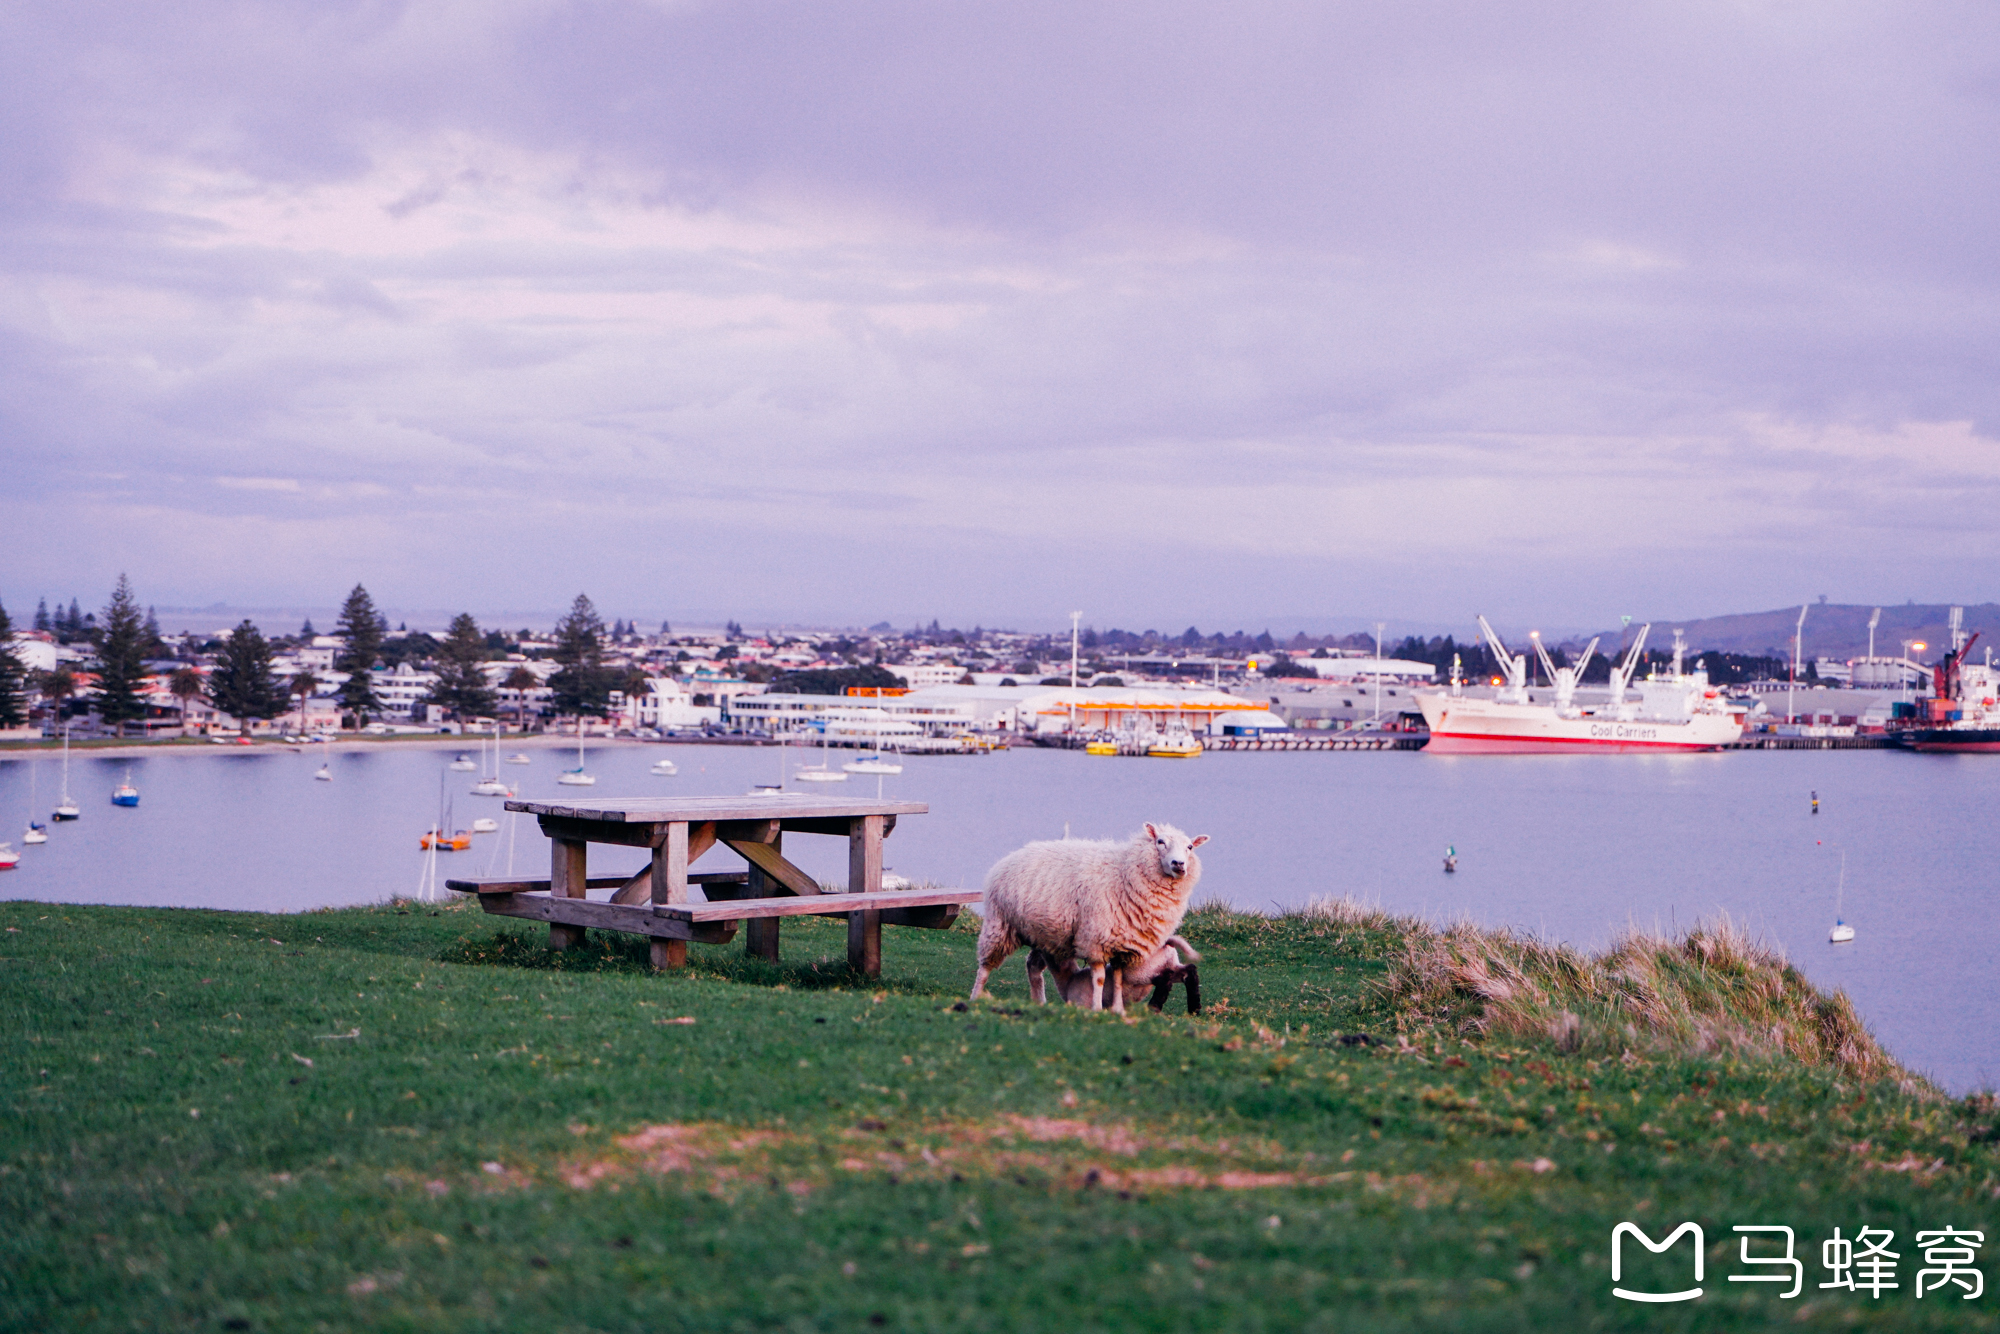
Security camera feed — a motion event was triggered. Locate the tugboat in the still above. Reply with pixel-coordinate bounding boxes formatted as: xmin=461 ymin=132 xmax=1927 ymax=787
xmin=1891 ymin=608 xmax=2000 ymax=752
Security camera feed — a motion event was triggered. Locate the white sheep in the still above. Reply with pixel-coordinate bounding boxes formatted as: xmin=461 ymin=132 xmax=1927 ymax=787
xmin=1031 ymin=935 xmax=1202 ymax=1012
xmin=970 ymin=822 xmax=1210 ymax=1013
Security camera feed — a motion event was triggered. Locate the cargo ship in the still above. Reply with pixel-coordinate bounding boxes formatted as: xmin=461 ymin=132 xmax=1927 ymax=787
xmin=1891 ymin=609 xmax=2000 ymax=752
xmin=1416 ymin=618 xmax=1744 ymax=754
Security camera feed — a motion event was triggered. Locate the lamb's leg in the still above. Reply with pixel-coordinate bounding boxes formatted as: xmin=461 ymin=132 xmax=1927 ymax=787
xmin=1182 ymin=963 xmax=1201 ymax=1015
xmin=1026 ymin=948 xmax=1048 ymax=1004
xmin=1147 ymin=964 xmax=1180 ymax=1012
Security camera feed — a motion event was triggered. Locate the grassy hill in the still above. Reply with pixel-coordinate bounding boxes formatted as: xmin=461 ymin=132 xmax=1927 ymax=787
xmin=4 ymin=896 xmax=1995 ymax=1331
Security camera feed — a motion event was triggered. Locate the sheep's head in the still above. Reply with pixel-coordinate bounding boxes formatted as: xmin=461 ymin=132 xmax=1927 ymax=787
xmin=1142 ymin=822 xmax=1210 ymax=880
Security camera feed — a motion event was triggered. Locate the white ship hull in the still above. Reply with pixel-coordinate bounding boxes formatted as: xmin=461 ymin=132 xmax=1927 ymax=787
xmin=1417 ymin=694 xmax=1742 ymax=754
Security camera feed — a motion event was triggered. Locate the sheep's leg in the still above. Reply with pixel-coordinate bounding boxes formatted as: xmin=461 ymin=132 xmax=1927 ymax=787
xmin=1182 ymin=964 xmax=1201 ymax=1015
xmin=1026 ymin=948 xmax=1048 ymax=1005
xmin=1086 ymin=962 xmax=1107 ymax=1011
xmin=1108 ymin=966 xmax=1126 ymax=1016
xmin=972 ymin=918 xmax=1019 ymax=1000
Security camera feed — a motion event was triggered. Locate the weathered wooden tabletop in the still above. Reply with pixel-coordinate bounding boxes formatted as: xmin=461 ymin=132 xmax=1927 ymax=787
xmin=503 ymin=794 xmax=929 ymax=824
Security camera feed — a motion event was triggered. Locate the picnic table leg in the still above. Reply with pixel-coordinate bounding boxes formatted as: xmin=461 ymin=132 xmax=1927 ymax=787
xmin=549 ymin=837 xmax=587 ymax=951
xmin=846 ymin=814 xmax=884 ymax=975
xmin=650 ymin=821 xmax=689 ymax=971
xmin=847 ymin=908 xmax=882 ymax=976
xmin=745 ymin=831 xmax=782 ymax=962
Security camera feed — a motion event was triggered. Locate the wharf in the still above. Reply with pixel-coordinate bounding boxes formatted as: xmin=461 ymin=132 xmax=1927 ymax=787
xmin=1205 ymin=733 xmax=1423 ymax=752
xmin=1724 ymin=735 xmax=1897 ymax=751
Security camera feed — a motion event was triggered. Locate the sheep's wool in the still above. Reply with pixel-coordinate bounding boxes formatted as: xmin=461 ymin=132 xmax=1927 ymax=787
xmin=974 ymin=824 xmax=1206 ymax=999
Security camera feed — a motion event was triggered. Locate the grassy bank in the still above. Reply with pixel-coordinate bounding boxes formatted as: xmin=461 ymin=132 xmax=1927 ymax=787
xmin=3 ymin=896 xmax=1995 ymax=1332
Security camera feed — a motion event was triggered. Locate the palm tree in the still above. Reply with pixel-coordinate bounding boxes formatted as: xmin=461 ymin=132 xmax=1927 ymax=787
xmin=501 ymin=665 xmax=539 ymax=730
xmin=40 ymin=666 xmax=76 ymax=730
xmin=168 ymin=667 xmax=204 ymax=735
xmin=289 ymin=671 xmax=320 ymax=734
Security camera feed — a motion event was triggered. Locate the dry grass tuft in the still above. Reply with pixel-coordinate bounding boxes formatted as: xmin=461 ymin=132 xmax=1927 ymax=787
xmin=1375 ymin=911 xmax=1905 ymax=1083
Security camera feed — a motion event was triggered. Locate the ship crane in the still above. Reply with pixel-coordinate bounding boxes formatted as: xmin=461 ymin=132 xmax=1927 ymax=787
xmin=1604 ymin=623 xmax=1652 ymax=717
xmin=1530 ymin=632 xmax=1599 ymax=714
xmin=1476 ymin=616 xmax=1529 ymax=704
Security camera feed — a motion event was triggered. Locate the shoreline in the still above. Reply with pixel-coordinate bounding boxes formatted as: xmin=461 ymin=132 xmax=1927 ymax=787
xmin=0 ymin=733 xmax=670 ymax=763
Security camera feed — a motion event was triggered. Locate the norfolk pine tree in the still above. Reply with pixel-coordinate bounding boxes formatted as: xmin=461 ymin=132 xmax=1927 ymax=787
xmin=207 ymin=621 xmax=280 ymax=733
xmin=0 ymin=600 xmax=27 ymax=728
xmin=425 ymin=613 xmax=498 ymax=720
xmin=548 ymin=594 xmax=612 ymax=719
xmin=334 ymin=585 xmax=384 ymax=722
xmin=92 ymin=574 xmax=152 ymax=732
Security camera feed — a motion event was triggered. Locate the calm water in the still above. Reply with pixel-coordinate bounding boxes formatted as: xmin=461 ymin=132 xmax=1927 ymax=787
xmin=3 ymin=742 xmax=1996 ymax=1092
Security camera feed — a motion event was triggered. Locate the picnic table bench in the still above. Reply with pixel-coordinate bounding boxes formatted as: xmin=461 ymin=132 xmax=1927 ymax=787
xmin=445 ymin=794 xmax=980 ymax=976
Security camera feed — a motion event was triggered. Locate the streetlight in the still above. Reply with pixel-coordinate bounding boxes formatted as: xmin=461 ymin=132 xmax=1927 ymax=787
xmin=1372 ymin=621 xmax=1386 ymax=727
xmin=1069 ymin=611 xmax=1082 ymax=735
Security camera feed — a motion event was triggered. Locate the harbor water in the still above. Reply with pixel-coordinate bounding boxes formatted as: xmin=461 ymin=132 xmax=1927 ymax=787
xmin=3 ymin=742 xmax=1996 ymax=1093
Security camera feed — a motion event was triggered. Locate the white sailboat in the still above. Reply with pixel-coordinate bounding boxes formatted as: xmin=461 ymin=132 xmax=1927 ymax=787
xmin=505 ymin=752 xmax=532 ymax=765
xmin=792 ymin=724 xmax=848 ymax=782
xmin=52 ymin=727 xmax=80 ymax=821
xmin=650 ymin=757 xmax=678 ymax=775
xmin=556 ymin=722 xmax=596 ymax=786
xmin=314 ymin=735 xmax=332 ymax=780
xmin=1828 ymin=849 xmax=1855 ymax=943
xmin=471 ymin=723 xmax=512 ymax=796
xmin=448 ymin=752 xmax=477 ymax=771
xmin=23 ymin=761 xmax=47 ymax=843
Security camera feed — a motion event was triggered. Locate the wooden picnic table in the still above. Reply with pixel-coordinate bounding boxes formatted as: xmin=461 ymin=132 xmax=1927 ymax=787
xmin=445 ymin=794 xmax=979 ymax=976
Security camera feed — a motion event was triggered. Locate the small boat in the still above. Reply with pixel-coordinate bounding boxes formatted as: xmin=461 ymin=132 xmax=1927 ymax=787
xmin=1084 ymin=735 xmax=1118 ymax=756
xmin=0 ymin=842 xmax=17 ymax=870
xmin=1443 ymin=845 xmax=1457 ymax=873
xmin=448 ymin=754 xmax=477 ymax=771
xmin=1146 ymin=721 xmax=1204 ymax=758
xmin=505 ymin=753 xmax=531 ymax=765
xmin=843 ymin=755 xmax=902 ymax=775
xmin=53 ymin=727 xmax=80 ymax=821
xmin=1828 ymin=848 xmax=1855 ymax=943
xmin=23 ymin=764 xmax=47 ymax=842
xmin=470 ymin=817 xmax=499 ymax=834
xmin=651 ymin=758 xmax=678 ymax=775
xmin=421 ymin=828 xmax=472 ymax=851
xmin=111 ymin=772 xmax=140 ymax=807
xmin=314 ymin=735 xmax=333 ymax=780
xmin=555 ymin=727 xmax=595 ymax=785
xmin=748 ymin=782 xmax=784 ymax=794
xmin=471 ymin=724 xmax=512 ymax=795
xmin=792 ymin=727 xmax=849 ymax=782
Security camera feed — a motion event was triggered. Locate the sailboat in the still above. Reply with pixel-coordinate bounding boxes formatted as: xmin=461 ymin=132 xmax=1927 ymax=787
xmin=1828 ymin=848 xmax=1855 ymax=943
xmin=314 ymin=735 xmax=333 ymax=780
xmin=110 ymin=770 xmax=139 ymax=807
xmin=792 ymin=724 xmax=848 ymax=782
xmin=556 ymin=722 xmax=595 ymax=786
xmin=52 ymin=727 xmax=80 ymax=821
xmin=505 ymin=752 xmax=532 ymax=765
xmin=471 ymin=723 xmax=512 ymax=796
xmin=0 ymin=842 xmax=18 ymax=870
xmin=650 ymin=757 xmax=678 ymax=775
xmin=448 ymin=752 xmax=477 ymax=771
xmin=23 ymin=762 xmax=47 ymax=843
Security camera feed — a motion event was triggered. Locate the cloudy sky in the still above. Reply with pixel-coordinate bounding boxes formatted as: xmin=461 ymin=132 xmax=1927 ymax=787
xmin=5 ymin=2 xmax=1998 ymax=633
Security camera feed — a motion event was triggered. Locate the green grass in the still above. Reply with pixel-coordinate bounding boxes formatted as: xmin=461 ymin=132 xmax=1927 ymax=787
xmin=3 ymin=897 xmax=1996 ymax=1332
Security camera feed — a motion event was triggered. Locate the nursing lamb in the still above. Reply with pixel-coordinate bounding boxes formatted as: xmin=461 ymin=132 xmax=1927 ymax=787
xmin=1029 ymin=935 xmax=1203 ymax=1014
xmin=971 ymin=822 xmax=1210 ymax=1013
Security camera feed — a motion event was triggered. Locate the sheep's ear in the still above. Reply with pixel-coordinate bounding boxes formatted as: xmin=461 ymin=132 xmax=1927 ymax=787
xmin=1189 ymin=834 xmax=1209 ymax=848
xmin=1144 ymin=822 xmax=1158 ymax=839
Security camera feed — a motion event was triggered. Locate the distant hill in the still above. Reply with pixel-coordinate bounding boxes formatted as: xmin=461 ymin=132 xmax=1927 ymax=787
xmin=1571 ymin=603 xmax=2000 ymax=662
